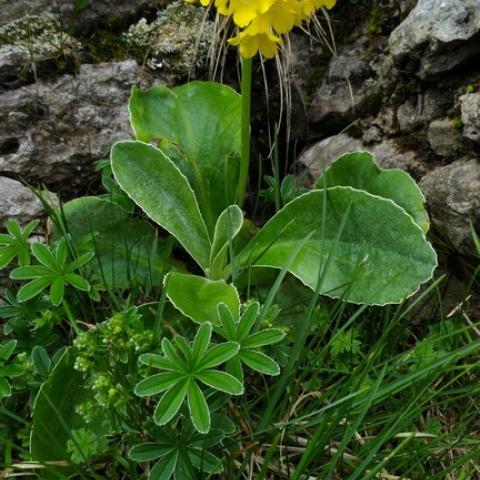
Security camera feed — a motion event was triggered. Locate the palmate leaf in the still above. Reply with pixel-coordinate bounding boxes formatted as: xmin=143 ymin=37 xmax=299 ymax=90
xmin=135 ymin=372 xmax=182 ymax=397
xmin=195 ymin=370 xmax=244 ymax=395
xmin=239 ymin=188 xmax=437 ymax=306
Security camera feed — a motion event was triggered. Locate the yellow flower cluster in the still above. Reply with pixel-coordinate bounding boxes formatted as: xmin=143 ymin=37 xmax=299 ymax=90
xmin=185 ymin=0 xmax=337 ymax=58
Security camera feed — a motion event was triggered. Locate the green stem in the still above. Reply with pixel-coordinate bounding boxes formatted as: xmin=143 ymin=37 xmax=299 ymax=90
xmin=62 ymin=298 xmax=81 ymax=335
xmin=237 ymin=57 xmax=253 ymax=208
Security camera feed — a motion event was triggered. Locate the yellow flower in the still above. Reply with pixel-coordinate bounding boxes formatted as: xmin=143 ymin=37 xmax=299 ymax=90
xmin=185 ymin=0 xmax=337 ymax=58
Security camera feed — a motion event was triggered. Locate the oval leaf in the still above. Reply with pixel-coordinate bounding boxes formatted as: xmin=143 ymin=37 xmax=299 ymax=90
xmin=239 ymin=188 xmax=437 ymax=306
xmin=129 ymin=82 xmax=241 ymax=233
xmin=316 ymin=152 xmax=429 ymax=233
xmin=166 ymin=272 xmax=240 ymax=326
xmin=111 ymin=141 xmax=211 ymax=271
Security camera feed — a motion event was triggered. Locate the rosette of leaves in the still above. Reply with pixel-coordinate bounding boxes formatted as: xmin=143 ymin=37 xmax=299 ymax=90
xmin=0 ymin=219 xmax=38 ymax=269
xmin=10 ymin=237 xmax=93 ymax=306
xmin=0 ymin=340 xmax=23 ymax=397
xmin=135 ymin=322 xmax=243 ymax=433
xmin=217 ymin=302 xmax=285 ymax=381
xmin=129 ymin=414 xmax=235 ymax=480
xmin=110 ymin=82 xmax=437 ymax=306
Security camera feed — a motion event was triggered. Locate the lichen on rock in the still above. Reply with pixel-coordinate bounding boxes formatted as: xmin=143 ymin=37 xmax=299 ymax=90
xmin=123 ymin=1 xmax=214 ymax=81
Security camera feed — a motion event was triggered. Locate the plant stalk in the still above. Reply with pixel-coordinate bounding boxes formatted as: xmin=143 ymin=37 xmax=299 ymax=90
xmin=237 ymin=57 xmax=253 ymax=208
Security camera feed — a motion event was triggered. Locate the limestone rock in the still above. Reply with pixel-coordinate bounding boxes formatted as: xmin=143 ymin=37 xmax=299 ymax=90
xmin=0 ymin=60 xmax=153 ymax=195
xmin=428 ymin=118 xmax=462 ymax=157
xmin=298 ymin=133 xmax=421 ymax=182
xmin=0 ymin=176 xmax=57 ymax=228
xmin=0 ymin=0 xmax=167 ymax=29
xmin=308 ymin=38 xmax=379 ymax=134
xmin=420 ymin=159 xmax=480 ymax=253
xmin=389 ymin=0 xmax=480 ymax=78
xmin=460 ymin=92 xmax=480 ymax=143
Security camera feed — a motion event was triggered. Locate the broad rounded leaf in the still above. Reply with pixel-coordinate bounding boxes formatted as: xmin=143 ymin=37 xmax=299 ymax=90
xmin=166 ymin=272 xmax=240 ymax=326
xmin=0 ymin=339 xmax=17 ymax=361
xmin=239 ymin=188 xmax=437 ymax=305
xmin=111 ymin=141 xmax=211 ymax=271
xmin=129 ymin=82 xmax=241 ymax=233
xmin=54 ymin=196 xmax=180 ymax=290
xmin=317 ymin=152 xmax=429 ymax=233
xmin=31 ymin=346 xmax=51 ymax=377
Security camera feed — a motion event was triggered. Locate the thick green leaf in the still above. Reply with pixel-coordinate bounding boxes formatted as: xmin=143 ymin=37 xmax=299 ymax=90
xmin=31 ymin=346 xmax=51 ymax=377
xmin=238 ymin=350 xmax=280 ymax=376
xmin=129 ymin=82 xmax=241 ymax=233
xmin=49 ymin=278 xmax=65 ymax=306
xmin=32 ymin=243 xmax=57 ymax=271
xmin=135 ymin=373 xmax=182 ymax=397
xmin=150 ymin=451 xmax=179 ymax=480
xmin=0 ymin=339 xmax=17 ymax=361
xmin=0 ymin=377 xmax=11 ymax=397
xmin=192 ymin=323 xmax=212 ymax=365
xmin=154 ymin=379 xmax=189 ymax=426
xmin=188 ymin=381 xmax=210 ymax=434
xmin=138 ymin=354 xmax=180 ymax=371
xmin=30 ymin=349 xmax=111 ymax=469
xmin=187 ymin=448 xmax=223 ymax=474
xmin=17 ymin=277 xmax=51 ymax=303
xmin=0 ymin=364 xmax=23 ymax=377
xmin=200 ymin=342 xmax=240 ymax=370
xmin=237 ymin=302 xmax=260 ymax=340
xmin=316 ymin=152 xmax=430 ymax=233
xmin=210 ymin=205 xmax=244 ymax=279
xmin=239 ymin=188 xmax=437 ymax=305
xmin=242 ymin=328 xmax=285 ymax=348
xmin=217 ymin=303 xmax=237 ymax=340
xmin=129 ymin=444 xmax=174 ymax=462
xmin=53 ymin=196 xmax=176 ymax=289
xmin=0 ymin=246 xmax=16 ymax=269
xmin=166 ymin=272 xmax=240 ymax=326
xmin=111 ymin=141 xmax=211 ymax=271
xmin=196 ymin=370 xmax=244 ymax=395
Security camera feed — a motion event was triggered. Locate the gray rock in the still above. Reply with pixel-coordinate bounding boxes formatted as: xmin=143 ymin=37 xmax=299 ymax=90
xmin=389 ymin=0 xmax=480 ymax=78
xmin=123 ymin=3 xmax=214 ymax=81
xmin=420 ymin=159 xmax=480 ymax=253
xmin=0 ymin=176 xmax=57 ymax=228
xmin=308 ymin=38 xmax=379 ymax=132
xmin=0 ymin=0 xmax=168 ymax=29
xmin=298 ymin=133 xmax=421 ymax=181
xmin=460 ymin=92 xmax=480 ymax=143
xmin=0 ymin=60 xmax=153 ymax=194
xmin=0 ymin=14 xmax=81 ymax=87
xmin=428 ymin=118 xmax=462 ymax=157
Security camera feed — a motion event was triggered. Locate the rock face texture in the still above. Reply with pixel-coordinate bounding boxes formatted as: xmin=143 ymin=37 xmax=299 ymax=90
xmin=420 ymin=160 xmax=480 ymax=253
xmin=0 ymin=177 xmax=57 ymax=228
xmin=460 ymin=93 xmax=480 ymax=143
xmin=0 ymin=61 xmax=152 ymax=195
xmin=0 ymin=0 xmax=167 ymax=29
xmin=389 ymin=0 xmax=480 ymax=78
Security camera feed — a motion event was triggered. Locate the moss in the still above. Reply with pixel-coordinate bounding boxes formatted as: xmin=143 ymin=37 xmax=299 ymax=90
xmin=357 ymin=89 xmax=383 ymax=117
xmin=367 ymin=5 xmax=383 ymax=35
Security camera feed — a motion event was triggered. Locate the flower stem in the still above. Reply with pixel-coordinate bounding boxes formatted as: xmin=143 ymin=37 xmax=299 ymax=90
xmin=237 ymin=57 xmax=253 ymax=208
